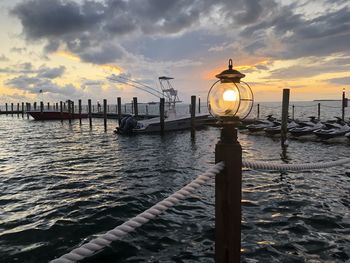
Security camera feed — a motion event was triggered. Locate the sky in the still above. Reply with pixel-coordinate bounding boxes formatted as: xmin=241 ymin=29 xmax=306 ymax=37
xmin=0 ymin=0 xmax=349 ymax=104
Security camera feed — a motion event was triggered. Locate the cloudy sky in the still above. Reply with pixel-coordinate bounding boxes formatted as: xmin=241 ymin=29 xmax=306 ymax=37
xmin=0 ymin=0 xmax=349 ymax=104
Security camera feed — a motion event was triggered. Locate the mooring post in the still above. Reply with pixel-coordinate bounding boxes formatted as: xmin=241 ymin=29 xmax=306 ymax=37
xmin=215 ymin=120 xmax=242 ymax=263
xmin=60 ymin=101 xmax=63 ymax=121
xmin=191 ymin=95 xmax=196 ymax=137
xmin=257 ymin=103 xmax=260 ymax=119
xmin=88 ymin=99 xmax=92 ymax=128
xmin=71 ymin=101 xmax=74 ymax=115
xmin=198 ymin=97 xmax=201 ymax=113
xmin=68 ymin=100 xmax=72 ymax=123
xmin=281 ymin=89 xmax=290 ymax=147
xmin=21 ymin=102 xmax=24 ymax=118
xmin=78 ymin=99 xmax=82 ymax=125
xmin=11 ymin=103 xmax=14 ymax=116
xmin=56 ymin=103 xmax=58 ymax=111
xmin=40 ymin=101 xmax=44 ymax=116
xmin=47 ymin=102 xmax=50 ymax=111
xmin=17 ymin=103 xmax=20 ymax=116
xmin=63 ymin=102 xmax=66 ymax=111
xmin=317 ymin=103 xmax=321 ymax=121
xmin=292 ymin=104 xmax=295 ymax=120
xmin=117 ymin=97 xmax=122 ymax=125
xmin=5 ymin=103 xmax=8 ymax=114
xmin=103 ymin=99 xmax=107 ymax=132
xmin=342 ymin=90 xmax=346 ymax=121
xmin=160 ymin=98 xmax=165 ymax=135
xmin=133 ymin=97 xmax=138 ymax=118
xmin=146 ymin=105 xmax=149 ymax=117
xmin=124 ymin=104 xmax=127 ymax=114
xmin=34 ymin=102 xmax=37 ymax=111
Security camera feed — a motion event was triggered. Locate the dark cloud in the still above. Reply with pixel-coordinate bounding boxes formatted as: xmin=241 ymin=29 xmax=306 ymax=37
xmin=10 ymin=47 xmax=26 ymax=54
xmin=327 ymin=76 xmax=350 ymax=85
xmin=37 ymin=65 xmax=65 ymax=79
xmin=0 ymin=62 xmax=35 ymax=74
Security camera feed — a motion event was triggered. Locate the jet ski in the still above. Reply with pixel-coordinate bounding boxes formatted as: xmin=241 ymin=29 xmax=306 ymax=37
xmin=264 ymin=119 xmax=299 ymax=135
xmin=345 ymin=132 xmax=350 ymax=139
xmin=246 ymin=115 xmax=277 ymax=132
xmin=313 ymin=117 xmax=350 ymax=139
xmin=289 ymin=116 xmax=323 ymax=137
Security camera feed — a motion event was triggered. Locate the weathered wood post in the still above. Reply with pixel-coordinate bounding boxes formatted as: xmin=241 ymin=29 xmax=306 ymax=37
xmin=215 ymin=118 xmax=242 ymax=263
xmin=198 ymin=97 xmax=201 ymax=113
xmin=292 ymin=104 xmax=295 ymax=120
xmin=342 ymin=90 xmax=347 ymax=121
xmin=124 ymin=104 xmax=127 ymax=114
xmin=47 ymin=102 xmax=50 ymax=110
xmin=71 ymin=101 xmax=74 ymax=115
xmin=257 ymin=103 xmax=260 ymax=119
xmin=21 ymin=102 xmax=24 ymax=117
xmin=281 ymin=89 xmax=290 ymax=147
xmin=34 ymin=102 xmax=37 ymax=110
xmin=5 ymin=103 xmax=8 ymax=114
xmin=60 ymin=101 xmax=63 ymax=121
xmin=68 ymin=99 xmax=72 ymax=124
xmin=78 ymin=99 xmax=82 ymax=125
xmin=40 ymin=101 xmax=44 ymax=116
xmin=191 ymin=95 xmax=196 ymax=137
xmin=63 ymin=102 xmax=66 ymax=111
xmin=160 ymin=98 xmax=165 ymax=135
xmin=117 ymin=97 xmax=122 ymax=125
xmin=16 ymin=103 xmax=19 ymax=116
xmin=88 ymin=99 xmax=92 ymax=128
xmin=56 ymin=103 xmax=58 ymax=111
xmin=103 ymin=99 xmax=107 ymax=132
xmin=146 ymin=105 xmax=149 ymax=117
xmin=317 ymin=103 xmax=321 ymax=121
xmin=133 ymin=97 xmax=138 ymax=117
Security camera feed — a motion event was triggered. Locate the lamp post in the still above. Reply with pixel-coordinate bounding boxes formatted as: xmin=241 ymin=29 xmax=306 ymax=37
xmin=208 ymin=59 xmax=253 ymax=263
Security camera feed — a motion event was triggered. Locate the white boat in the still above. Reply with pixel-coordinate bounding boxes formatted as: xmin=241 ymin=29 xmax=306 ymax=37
xmin=111 ymin=76 xmax=209 ymax=134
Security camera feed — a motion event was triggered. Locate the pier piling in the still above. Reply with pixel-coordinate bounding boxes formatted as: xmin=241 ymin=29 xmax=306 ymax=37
xmin=133 ymin=97 xmax=138 ymax=117
xmin=34 ymin=102 xmax=37 ymax=111
xmin=103 ymin=99 xmax=107 ymax=131
xmin=160 ymin=98 xmax=165 ymax=135
xmin=191 ymin=95 xmax=196 ymax=137
xmin=318 ymin=103 xmax=321 ymax=120
xmin=257 ymin=103 xmax=260 ymax=119
xmin=198 ymin=97 xmax=201 ymax=113
xmin=88 ymin=99 xmax=92 ymax=128
xmin=117 ymin=97 xmax=122 ymax=125
xmin=281 ymin=89 xmax=290 ymax=147
xmin=60 ymin=101 xmax=63 ymax=121
xmin=68 ymin=100 xmax=72 ymax=123
xmin=21 ymin=102 xmax=24 ymax=118
xmin=5 ymin=103 xmax=8 ymax=114
xmin=78 ymin=99 xmax=82 ymax=125
xmin=11 ymin=103 xmax=13 ymax=116
xmin=40 ymin=101 xmax=44 ymax=116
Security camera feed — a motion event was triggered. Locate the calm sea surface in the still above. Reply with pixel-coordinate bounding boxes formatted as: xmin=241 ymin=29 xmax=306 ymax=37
xmin=0 ymin=101 xmax=349 ymax=262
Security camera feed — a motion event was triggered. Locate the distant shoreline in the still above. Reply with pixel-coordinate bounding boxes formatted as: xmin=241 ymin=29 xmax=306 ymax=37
xmin=313 ymin=99 xmax=341 ymax=101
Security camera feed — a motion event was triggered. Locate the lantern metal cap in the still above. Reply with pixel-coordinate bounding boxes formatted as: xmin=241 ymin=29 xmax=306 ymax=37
xmin=215 ymin=59 xmax=245 ymax=83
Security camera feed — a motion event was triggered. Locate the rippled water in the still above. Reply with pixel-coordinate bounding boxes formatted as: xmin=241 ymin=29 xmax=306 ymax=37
xmin=0 ymin=112 xmax=349 ymax=263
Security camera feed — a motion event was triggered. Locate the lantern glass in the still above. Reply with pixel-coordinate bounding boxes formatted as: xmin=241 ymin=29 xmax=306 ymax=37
xmin=208 ymin=80 xmax=253 ymax=120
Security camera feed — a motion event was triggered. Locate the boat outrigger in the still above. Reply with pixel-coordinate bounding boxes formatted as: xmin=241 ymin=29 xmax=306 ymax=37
xmin=108 ymin=76 xmax=209 ymax=134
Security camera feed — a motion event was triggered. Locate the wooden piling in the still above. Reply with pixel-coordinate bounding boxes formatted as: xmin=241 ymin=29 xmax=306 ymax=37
xmin=78 ymin=99 xmax=82 ymax=125
xmin=47 ymin=102 xmax=50 ymax=110
xmin=281 ymin=89 xmax=290 ymax=147
xmin=191 ymin=95 xmax=196 ymax=137
xmin=342 ymin=90 xmax=346 ymax=121
xmin=146 ymin=105 xmax=149 ymax=117
xmin=5 ymin=103 xmax=8 ymax=114
xmin=60 ymin=101 xmax=63 ymax=121
xmin=34 ymin=102 xmax=37 ymax=111
xmin=160 ymin=98 xmax=165 ymax=135
xmin=292 ymin=104 xmax=295 ymax=120
xmin=40 ymin=101 xmax=44 ymax=115
xmin=215 ymin=124 xmax=242 ymax=263
xmin=88 ymin=99 xmax=92 ymax=128
xmin=21 ymin=102 xmax=24 ymax=117
xmin=71 ymin=101 xmax=74 ymax=115
xmin=198 ymin=97 xmax=201 ymax=113
xmin=257 ymin=103 xmax=260 ymax=119
xmin=133 ymin=97 xmax=138 ymax=117
xmin=117 ymin=97 xmax=122 ymax=125
xmin=68 ymin=100 xmax=72 ymax=123
xmin=103 ymin=99 xmax=107 ymax=131
xmin=318 ymin=103 xmax=321 ymax=121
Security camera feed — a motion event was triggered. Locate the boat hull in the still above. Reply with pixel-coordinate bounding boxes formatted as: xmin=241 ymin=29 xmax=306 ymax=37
xmin=28 ymin=111 xmax=88 ymax=120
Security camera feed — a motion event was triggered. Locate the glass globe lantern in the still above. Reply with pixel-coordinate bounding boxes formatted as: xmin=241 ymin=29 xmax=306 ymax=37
xmin=208 ymin=59 xmax=254 ymax=121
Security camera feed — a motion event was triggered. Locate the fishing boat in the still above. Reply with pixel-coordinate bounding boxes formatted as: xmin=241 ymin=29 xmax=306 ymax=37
xmin=313 ymin=117 xmax=350 ymax=139
xmin=27 ymin=110 xmax=87 ymax=120
xmin=109 ymin=76 xmax=209 ymax=134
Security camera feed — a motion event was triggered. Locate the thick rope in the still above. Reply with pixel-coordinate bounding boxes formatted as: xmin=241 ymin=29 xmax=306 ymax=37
xmin=243 ymin=158 xmax=350 ymax=171
xmin=50 ymin=162 xmax=224 ymax=263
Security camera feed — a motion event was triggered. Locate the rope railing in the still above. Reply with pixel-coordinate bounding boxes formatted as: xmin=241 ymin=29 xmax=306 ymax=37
xmin=50 ymin=162 xmax=225 ymax=263
xmin=243 ymin=158 xmax=350 ymax=171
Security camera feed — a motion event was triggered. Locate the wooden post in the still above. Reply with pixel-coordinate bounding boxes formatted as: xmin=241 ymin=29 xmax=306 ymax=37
xmin=40 ymin=101 xmax=44 ymax=116
xmin=160 ymin=98 xmax=165 ymax=135
xmin=117 ymin=97 xmax=122 ymax=125
xmin=5 ymin=103 xmax=8 ymax=114
xmin=191 ymin=95 xmax=196 ymax=137
xmin=21 ymin=102 xmax=24 ymax=117
xmin=318 ymin=103 xmax=321 ymax=121
xmin=68 ymin=100 xmax=72 ymax=123
xmin=88 ymin=99 xmax=92 ymax=128
xmin=78 ymin=99 xmax=82 ymax=125
xmin=257 ymin=103 xmax=260 ymax=119
xmin=60 ymin=101 xmax=63 ymax=121
xmin=133 ymin=97 xmax=138 ymax=117
xmin=26 ymin=103 xmax=30 ymax=119
xmin=215 ymin=122 xmax=242 ymax=263
xmin=292 ymin=105 xmax=295 ymax=120
xmin=281 ymin=89 xmax=290 ymax=147
xmin=342 ymin=90 xmax=346 ymax=121
xmin=103 ymin=99 xmax=107 ymax=132
xmin=11 ymin=103 xmax=14 ymax=116
xmin=198 ymin=97 xmax=201 ymax=113
xmin=63 ymin=102 xmax=66 ymax=111
xmin=71 ymin=101 xmax=74 ymax=115
xmin=34 ymin=102 xmax=37 ymax=110
xmin=47 ymin=102 xmax=50 ymax=110
xmin=56 ymin=103 xmax=58 ymax=111
xmin=17 ymin=103 xmax=19 ymax=116
xmin=124 ymin=104 xmax=127 ymax=114
xmin=146 ymin=105 xmax=149 ymax=117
